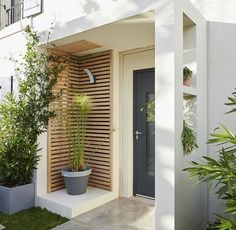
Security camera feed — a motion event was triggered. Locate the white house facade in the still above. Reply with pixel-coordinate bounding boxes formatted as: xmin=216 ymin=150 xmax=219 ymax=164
xmin=0 ymin=0 xmax=236 ymax=230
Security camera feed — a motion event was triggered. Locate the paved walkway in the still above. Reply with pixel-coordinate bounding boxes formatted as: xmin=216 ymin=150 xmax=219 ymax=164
xmin=53 ymin=197 xmax=155 ymax=230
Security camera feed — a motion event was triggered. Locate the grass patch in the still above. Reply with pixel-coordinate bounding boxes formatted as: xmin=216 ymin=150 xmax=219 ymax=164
xmin=0 ymin=207 xmax=68 ymax=230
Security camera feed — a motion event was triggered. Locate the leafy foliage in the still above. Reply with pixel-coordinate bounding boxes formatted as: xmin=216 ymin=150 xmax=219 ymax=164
xmin=140 ymin=100 xmax=155 ymax=122
xmin=146 ymin=100 xmax=155 ymax=122
xmin=184 ymin=88 xmax=236 ymax=229
xmin=183 ymin=66 xmax=193 ymax=81
xmin=225 ymin=89 xmax=236 ymax=114
xmin=181 ymin=120 xmax=198 ymax=154
xmin=0 ymin=94 xmax=39 ymax=186
xmin=0 ymin=26 xmax=63 ymax=187
xmin=17 ymin=26 xmax=64 ymax=144
xmin=66 ymin=94 xmax=93 ymax=171
xmin=206 ymin=216 xmax=236 ymax=230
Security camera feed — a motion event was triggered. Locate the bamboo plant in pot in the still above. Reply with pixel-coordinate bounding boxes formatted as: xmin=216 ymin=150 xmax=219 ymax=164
xmin=62 ymin=94 xmax=93 ymax=195
xmin=183 ymin=66 xmax=193 ymax=87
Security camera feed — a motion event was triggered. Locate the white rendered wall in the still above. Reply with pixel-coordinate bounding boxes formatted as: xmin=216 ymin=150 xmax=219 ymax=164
xmin=174 ymin=0 xmax=208 ymax=229
xmin=0 ymin=31 xmax=25 ymax=99
xmin=0 ymin=30 xmax=25 ymax=64
xmin=155 ymin=1 xmax=175 ymax=229
xmin=190 ymin=0 xmax=236 ymax=24
xmin=154 ymin=1 xmax=206 ymax=229
xmin=35 ymin=133 xmax=48 ymax=196
xmin=207 ymin=22 xmax=236 ymax=221
xmin=189 ymin=0 xmax=236 ymax=221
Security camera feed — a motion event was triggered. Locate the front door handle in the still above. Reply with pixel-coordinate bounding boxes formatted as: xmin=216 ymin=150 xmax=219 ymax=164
xmin=135 ymin=130 xmax=143 ymax=140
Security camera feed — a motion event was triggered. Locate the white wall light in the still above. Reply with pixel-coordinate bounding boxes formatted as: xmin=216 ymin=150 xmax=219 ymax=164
xmin=84 ymin=69 xmax=96 ymax=84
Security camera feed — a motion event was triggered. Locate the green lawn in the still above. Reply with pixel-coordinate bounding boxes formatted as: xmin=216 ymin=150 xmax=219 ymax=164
xmin=0 ymin=207 xmax=68 ymax=230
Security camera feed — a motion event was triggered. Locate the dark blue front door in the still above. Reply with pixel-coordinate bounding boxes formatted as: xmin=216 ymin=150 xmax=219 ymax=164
xmin=134 ymin=68 xmax=155 ymax=198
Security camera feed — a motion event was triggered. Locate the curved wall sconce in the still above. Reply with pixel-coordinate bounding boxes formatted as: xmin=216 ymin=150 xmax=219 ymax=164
xmin=84 ymin=69 xmax=96 ymax=83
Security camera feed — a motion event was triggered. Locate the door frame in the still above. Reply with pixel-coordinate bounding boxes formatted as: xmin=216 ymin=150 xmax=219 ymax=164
xmin=133 ymin=68 xmax=155 ymax=197
xmin=119 ymin=47 xmax=155 ymax=198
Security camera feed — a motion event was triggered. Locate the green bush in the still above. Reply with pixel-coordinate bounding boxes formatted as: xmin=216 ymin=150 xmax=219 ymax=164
xmin=0 ymin=26 xmax=63 ymax=187
xmin=0 ymin=94 xmax=39 ymax=186
xmin=184 ymin=89 xmax=236 ymax=229
xmin=181 ymin=120 xmax=198 ymax=154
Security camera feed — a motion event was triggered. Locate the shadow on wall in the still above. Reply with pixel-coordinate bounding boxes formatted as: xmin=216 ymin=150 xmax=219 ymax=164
xmin=155 ymin=127 xmax=175 ymax=229
xmin=207 ymin=21 xmax=236 ymax=222
xmin=83 ymin=0 xmax=99 ymax=14
xmin=189 ymin=0 xmax=236 ymax=23
xmin=45 ymin=0 xmax=173 ymax=43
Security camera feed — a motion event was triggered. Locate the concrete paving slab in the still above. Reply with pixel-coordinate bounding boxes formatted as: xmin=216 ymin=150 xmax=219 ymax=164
xmin=51 ymin=220 xmax=91 ymax=230
xmin=74 ymin=197 xmax=155 ymax=230
xmin=53 ymin=197 xmax=154 ymax=230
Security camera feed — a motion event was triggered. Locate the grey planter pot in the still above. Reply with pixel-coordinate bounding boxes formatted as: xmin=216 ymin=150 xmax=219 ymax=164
xmin=0 ymin=183 xmax=35 ymax=214
xmin=61 ymin=165 xmax=92 ymax=195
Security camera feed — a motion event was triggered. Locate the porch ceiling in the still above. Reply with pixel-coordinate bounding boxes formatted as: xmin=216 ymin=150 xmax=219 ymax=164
xmin=56 ymin=39 xmax=102 ymax=54
xmin=51 ymin=11 xmax=155 ymax=55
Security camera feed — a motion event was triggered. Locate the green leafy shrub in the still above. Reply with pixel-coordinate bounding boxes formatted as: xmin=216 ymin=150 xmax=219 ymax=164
xmin=0 ymin=94 xmax=39 ymax=186
xmin=17 ymin=26 xmax=64 ymax=144
xmin=181 ymin=120 xmax=198 ymax=154
xmin=66 ymin=94 xmax=93 ymax=171
xmin=0 ymin=26 xmax=63 ymax=187
xmin=184 ymin=89 xmax=236 ymax=229
xmin=183 ymin=66 xmax=193 ymax=81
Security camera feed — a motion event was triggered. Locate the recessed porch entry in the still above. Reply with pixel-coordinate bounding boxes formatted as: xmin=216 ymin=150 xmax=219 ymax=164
xmin=36 ymin=11 xmax=155 ymax=220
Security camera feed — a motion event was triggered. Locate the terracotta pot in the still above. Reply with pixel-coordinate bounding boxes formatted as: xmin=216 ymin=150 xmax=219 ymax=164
xmin=183 ymin=77 xmax=192 ymax=87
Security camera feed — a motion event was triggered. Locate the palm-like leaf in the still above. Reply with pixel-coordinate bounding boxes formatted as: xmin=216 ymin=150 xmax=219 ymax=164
xmin=184 ymin=89 xmax=236 ymax=229
xmin=225 ymin=89 xmax=236 ymax=114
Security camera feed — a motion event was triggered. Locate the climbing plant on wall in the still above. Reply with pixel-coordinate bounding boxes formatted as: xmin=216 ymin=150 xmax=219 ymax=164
xmin=0 ymin=26 xmax=64 ymax=186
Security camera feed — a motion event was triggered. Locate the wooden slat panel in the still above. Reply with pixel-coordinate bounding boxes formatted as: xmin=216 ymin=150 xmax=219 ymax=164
xmin=48 ymin=50 xmax=113 ymax=192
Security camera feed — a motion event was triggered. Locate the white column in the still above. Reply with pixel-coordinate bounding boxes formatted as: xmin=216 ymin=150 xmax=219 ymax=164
xmin=155 ymin=1 xmax=177 ymax=229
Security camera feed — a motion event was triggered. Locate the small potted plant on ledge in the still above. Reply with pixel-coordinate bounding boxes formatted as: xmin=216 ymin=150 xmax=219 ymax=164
xmin=181 ymin=120 xmax=198 ymax=154
xmin=183 ymin=66 xmax=193 ymax=87
xmin=62 ymin=94 xmax=93 ymax=195
xmin=0 ymin=26 xmax=62 ymax=214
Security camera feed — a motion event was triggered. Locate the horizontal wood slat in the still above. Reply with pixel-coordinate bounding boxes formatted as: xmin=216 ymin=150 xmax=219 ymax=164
xmin=48 ymin=50 xmax=112 ymax=192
